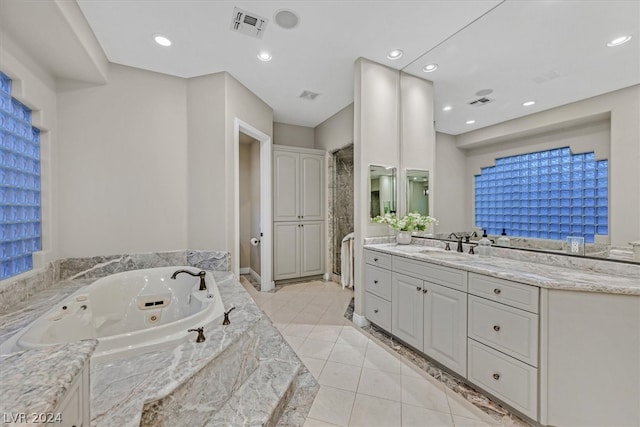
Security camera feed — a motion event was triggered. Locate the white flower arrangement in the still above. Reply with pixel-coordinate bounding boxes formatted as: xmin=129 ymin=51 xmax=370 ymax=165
xmin=372 ymin=212 xmax=438 ymax=232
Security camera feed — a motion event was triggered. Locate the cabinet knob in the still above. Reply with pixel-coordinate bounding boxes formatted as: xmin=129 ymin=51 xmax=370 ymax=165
xmin=416 ymin=286 xmax=421 ymax=292
xmin=493 ymin=288 xmax=501 ymax=295
xmin=374 ymin=280 xmax=378 ymax=284
xmin=374 ymin=309 xmax=379 ymax=313
xmin=422 ymin=289 xmax=428 ymax=294
xmin=493 ymin=325 xmax=501 ymax=332
xmin=493 ymin=373 xmax=501 ymax=381
xmin=374 ymin=258 xmax=379 ymax=262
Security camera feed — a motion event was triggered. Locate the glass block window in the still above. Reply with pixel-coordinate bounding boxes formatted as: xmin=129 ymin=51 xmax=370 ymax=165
xmin=474 ymin=147 xmax=608 ymax=243
xmin=0 ymin=71 xmax=41 ymax=280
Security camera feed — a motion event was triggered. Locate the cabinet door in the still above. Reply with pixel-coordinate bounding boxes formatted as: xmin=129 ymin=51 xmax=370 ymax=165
xmin=423 ymin=281 xmax=467 ymax=376
xmin=392 ymin=272 xmax=423 ymax=349
xmin=273 ymin=151 xmax=299 ymax=221
xmin=273 ymin=222 xmax=300 ymax=280
xmin=300 ymin=221 xmax=325 ymax=277
xmin=299 ymin=154 xmax=324 ymax=221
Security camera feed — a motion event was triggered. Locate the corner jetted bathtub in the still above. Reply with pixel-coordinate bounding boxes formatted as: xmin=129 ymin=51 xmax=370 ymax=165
xmin=1 ymin=266 xmax=225 ymax=362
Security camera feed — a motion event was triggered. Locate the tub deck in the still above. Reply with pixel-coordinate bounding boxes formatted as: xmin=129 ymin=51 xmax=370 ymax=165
xmin=0 ymin=271 xmax=318 ymax=426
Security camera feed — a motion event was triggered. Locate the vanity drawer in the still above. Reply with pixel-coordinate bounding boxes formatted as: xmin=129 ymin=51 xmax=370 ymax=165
xmin=365 ymin=292 xmax=391 ymax=332
xmin=364 ymin=250 xmax=392 ymax=269
xmin=392 ymin=256 xmax=467 ymax=292
xmin=469 ymin=273 xmax=539 ymax=313
xmin=364 ymin=264 xmax=392 ymax=300
xmin=468 ymin=295 xmax=538 ymax=366
xmin=468 ymin=339 xmax=538 ymax=420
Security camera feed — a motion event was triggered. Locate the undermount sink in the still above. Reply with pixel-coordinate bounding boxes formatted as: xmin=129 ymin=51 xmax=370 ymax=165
xmin=418 ymin=250 xmax=472 ymax=261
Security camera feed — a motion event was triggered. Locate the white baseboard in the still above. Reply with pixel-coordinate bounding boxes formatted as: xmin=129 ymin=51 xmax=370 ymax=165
xmin=322 ymin=273 xmax=330 ymax=281
xmin=352 ymin=313 xmax=370 ymax=328
xmin=249 ymin=269 xmax=262 ymax=284
xmin=239 ymin=267 xmax=250 ymax=275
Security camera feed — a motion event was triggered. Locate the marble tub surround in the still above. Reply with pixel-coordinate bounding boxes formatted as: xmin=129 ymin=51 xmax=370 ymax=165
xmin=0 ymin=249 xmax=230 ymax=313
xmin=0 ymin=339 xmax=97 ymax=420
xmin=365 ymin=242 xmax=640 ymax=295
xmin=57 ymin=249 xmax=230 ymax=281
xmin=88 ymin=271 xmax=317 ymax=426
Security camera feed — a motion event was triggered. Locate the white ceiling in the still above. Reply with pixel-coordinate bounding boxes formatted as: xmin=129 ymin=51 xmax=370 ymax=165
xmin=17 ymin=1 xmax=640 ymax=134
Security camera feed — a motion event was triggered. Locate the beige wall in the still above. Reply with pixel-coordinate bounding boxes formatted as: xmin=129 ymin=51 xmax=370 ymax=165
xmin=273 ymin=122 xmax=314 ymax=148
xmin=239 ymin=142 xmax=251 ymax=269
xmin=186 ymin=72 xmax=226 ymax=250
xmin=314 ymin=104 xmax=354 ymax=152
xmin=57 ymin=64 xmax=189 ymax=257
xmin=400 ymin=73 xmax=435 ymax=217
xmin=224 ymin=74 xmax=273 ymax=274
xmin=433 ymin=132 xmax=466 ymax=233
xmin=238 ymin=137 xmax=261 ymax=275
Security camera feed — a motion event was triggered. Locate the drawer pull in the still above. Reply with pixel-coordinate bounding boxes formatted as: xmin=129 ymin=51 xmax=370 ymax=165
xmin=374 ymin=257 xmax=379 ymax=262
xmin=493 ymin=373 xmax=501 ymax=381
xmin=422 ymin=289 xmax=428 ymax=294
xmin=374 ymin=309 xmax=379 ymax=313
xmin=493 ymin=325 xmax=501 ymax=332
xmin=416 ymin=286 xmax=422 ymax=292
xmin=493 ymin=288 xmax=502 ymax=295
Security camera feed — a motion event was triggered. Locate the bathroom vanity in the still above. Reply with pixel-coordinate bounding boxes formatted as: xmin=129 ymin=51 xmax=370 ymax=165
xmin=363 ymin=243 xmax=640 ymax=426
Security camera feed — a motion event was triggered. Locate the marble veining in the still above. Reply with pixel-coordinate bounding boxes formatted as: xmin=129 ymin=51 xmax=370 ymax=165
xmin=0 ymin=250 xmax=230 ymax=314
xmin=1 ymin=263 xmax=317 ymax=426
xmin=0 ymin=339 xmax=97 ymax=420
xmin=365 ymin=241 xmax=640 ymax=295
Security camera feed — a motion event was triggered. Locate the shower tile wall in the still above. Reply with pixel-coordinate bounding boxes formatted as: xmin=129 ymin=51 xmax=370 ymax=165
xmin=329 ymin=145 xmax=354 ymax=276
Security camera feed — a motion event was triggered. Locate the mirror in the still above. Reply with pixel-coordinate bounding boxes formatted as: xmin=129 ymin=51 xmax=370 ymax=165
xmin=369 ymin=165 xmax=396 ymax=219
xmin=406 ymin=169 xmax=429 ymax=216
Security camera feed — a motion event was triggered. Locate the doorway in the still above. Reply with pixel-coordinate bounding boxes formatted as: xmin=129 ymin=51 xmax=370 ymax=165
xmin=234 ymin=119 xmax=273 ymax=292
xmin=330 ymin=144 xmax=354 ymax=277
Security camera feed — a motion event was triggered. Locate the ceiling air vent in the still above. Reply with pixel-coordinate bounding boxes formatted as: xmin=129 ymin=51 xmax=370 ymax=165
xmin=468 ymin=97 xmax=494 ymax=106
xmin=299 ymin=90 xmax=319 ymax=100
xmin=230 ymin=7 xmax=268 ymax=39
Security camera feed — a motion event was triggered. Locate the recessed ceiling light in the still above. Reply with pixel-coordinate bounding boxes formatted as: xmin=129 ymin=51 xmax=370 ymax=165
xmin=442 ymin=106 xmax=453 ymax=112
xmin=466 ymin=120 xmax=476 ymax=125
xmin=422 ymin=64 xmax=438 ymax=73
xmin=257 ymin=51 xmax=272 ymax=62
xmin=607 ymin=35 xmax=632 ymax=47
xmin=387 ymin=49 xmax=403 ymax=60
xmin=153 ymin=35 xmax=172 ymax=47
xmin=522 ymin=101 xmax=536 ymax=107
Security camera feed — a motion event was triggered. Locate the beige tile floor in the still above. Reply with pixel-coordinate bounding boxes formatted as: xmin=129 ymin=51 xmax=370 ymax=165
xmin=241 ymin=278 xmax=500 ymax=427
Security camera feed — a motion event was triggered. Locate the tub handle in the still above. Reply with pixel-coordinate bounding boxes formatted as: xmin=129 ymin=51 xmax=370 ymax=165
xmin=223 ymin=306 xmax=236 ymax=325
xmin=187 ymin=327 xmax=206 ymax=343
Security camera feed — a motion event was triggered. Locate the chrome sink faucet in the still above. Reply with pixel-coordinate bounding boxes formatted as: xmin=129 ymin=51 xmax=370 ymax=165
xmin=171 ymin=269 xmax=207 ymax=291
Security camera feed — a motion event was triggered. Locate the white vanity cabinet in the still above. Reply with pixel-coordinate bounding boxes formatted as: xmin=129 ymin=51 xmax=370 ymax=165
xmin=364 ymin=249 xmax=468 ymax=377
xmin=272 ymin=145 xmax=325 ymax=281
xmin=467 ymin=273 xmax=539 ymax=420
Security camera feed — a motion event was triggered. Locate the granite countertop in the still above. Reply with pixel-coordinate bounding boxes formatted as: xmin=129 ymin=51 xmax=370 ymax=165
xmin=0 ymin=339 xmax=97 ymax=420
xmin=365 ymin=243 xmax=640 ymax=295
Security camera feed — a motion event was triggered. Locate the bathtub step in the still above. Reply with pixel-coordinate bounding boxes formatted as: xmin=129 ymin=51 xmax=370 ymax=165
xmin=206 ymin=358 xmax=301 ymax=427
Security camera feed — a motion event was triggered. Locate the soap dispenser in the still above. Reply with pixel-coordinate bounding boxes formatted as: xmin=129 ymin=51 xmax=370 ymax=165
xmin=478 ymin=230 xmax=492 ymax=258
xmin=496 ymin=228 xmax=511 ymax=247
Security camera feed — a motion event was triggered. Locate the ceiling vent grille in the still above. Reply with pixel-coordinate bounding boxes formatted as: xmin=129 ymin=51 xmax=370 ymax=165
xmin=299 ymin=90 xmax=319 ymax=100
xmin=468 ymin=97 xmax=494 ymax=106
xmin=230 ymin=7 xmax=268 ymax=39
